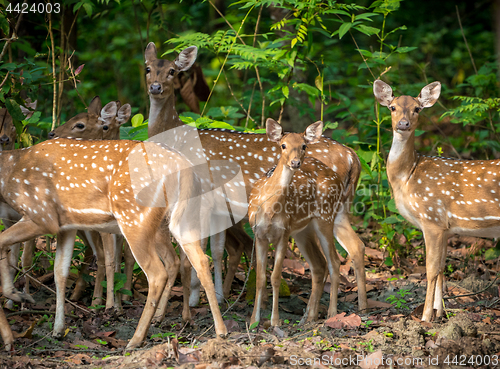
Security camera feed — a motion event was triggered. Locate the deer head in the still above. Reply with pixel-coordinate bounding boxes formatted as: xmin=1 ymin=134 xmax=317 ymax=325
xmin=373 ymin=79 xmax=441 ymax=135
xmin=49 ymin=96 xmax=131 ymax=140
xmin=266 ymin=119 xmax=323 ymax=170
xmin=144 ymin=42 xmax=198 ymax=99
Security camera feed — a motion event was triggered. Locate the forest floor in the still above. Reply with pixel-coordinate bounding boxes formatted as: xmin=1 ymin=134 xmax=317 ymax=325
xmin=0 ymin=231 xmax=500 ymax=368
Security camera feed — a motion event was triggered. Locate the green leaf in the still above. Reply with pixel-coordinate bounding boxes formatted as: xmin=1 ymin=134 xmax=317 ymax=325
xmin=249 ymin=321 xmax=259 ymax=330
xmin=354 ymin=24 xmax=380 ymax=36
xmin=131 ymin=113 xmax=144 ymax=127
xmin=5 ymin=99 xmax=25 ymax=121
xmin=323 ymin=121 xmax=338 ymax=131
xmin=0 ymin=14 xmax=9 ymax=36
xmin=395 ymin=46 xmax=417 ymax=53
xmin=208 ymin=122 xmax=235 ymax=130
xmin=282 ymin=86 xmax=289 ymax=99
xmin=83 ymin=3 xmax=93 ymax=16
xmin=338 ymin=22 xmax=352 ymax=39
xmin=314 ymin=76 xmax=323 ymax=93
xmin=485 ymin=246 xmax=500 ymax=261
xmin=388 ymin=198 xmax=398 ymax=213
xmin=380 ymin=215 xmax=400 ymax=224
xmin=96 ymin=338 xmax=108 ymax=345
xmin=291 ymin=38 xmax=298 ymax=48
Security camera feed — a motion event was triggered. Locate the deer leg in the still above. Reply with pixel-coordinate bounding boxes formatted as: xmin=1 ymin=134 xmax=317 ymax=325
xmin=294 ymin=227 xmax=327 ymax=324
xmin=122 ymin=240 xmax=134 ymax=302
xmin=181 ymin=241 xmax=227 ymax=337
xmin=100 ymin=232 xmax=117 ymax=311
xmin=88 ymin=231 xmax=105 ymax=308
xmin=313 ymin=220 xmax=340 ymax=318
xmin=223 ymin=222 xmax=253 ymax=298
xmin=179 ymin=249 xmax=192 ymax=323
xmin=153 ymin=228 xmax=181 ymax=324
xmin=0 ymin=306 xmax=13 ymax=352
xmin=53 ymin=230 xmax=77 ymax=338
xmin=70 ymin=232 xmax=93 ymax=301
xmin=4 ymin=242 xmax=20 ymax=309
xmin=270 ymin=236 xmax=288 ymax=326
xmin=334 ymin=212 xmax=367 ymax=311
xmin=189 ymin=237 xmax=206 ymax=307
xmin=433 ymin=236 xmax=448 ymax=319
xmin=123 ymin=231 xmax=168 ymax=349
xmin=21 ymin=239 xmax=36 ymax=297
xmin=223 ymin=231 xmax=244 ymax=298
xmin=0 ymin=219 xmax=41 ymax=304
xmin=250 ymin=237 xmax=268 ymax=326
xmin=421 ymin=226 xmax=447 ymax=322
xmin=211 ymin=231 xmax=226 ymax=304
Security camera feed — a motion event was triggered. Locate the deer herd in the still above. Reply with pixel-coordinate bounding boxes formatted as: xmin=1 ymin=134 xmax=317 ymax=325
xmin=0 ymin=43 xmax=495 ymax=352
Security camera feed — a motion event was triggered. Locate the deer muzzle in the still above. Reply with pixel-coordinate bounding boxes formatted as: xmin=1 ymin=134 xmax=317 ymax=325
xmin=396 ymin=119 xmax=411 ymax=131
xmin=290 ymin=159 xmax=301 ymax=169
xmin=150 ymin=83 xmax=163 ymax=95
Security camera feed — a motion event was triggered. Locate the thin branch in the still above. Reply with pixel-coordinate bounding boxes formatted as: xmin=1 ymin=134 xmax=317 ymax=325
xmin=48 ymin=12 xmax=57 ymax=131
xmin=221 ymin=66 xmax=256 ymax=124
xmin=456 ymin=5 xmax=478 ymax=75
xmin=208 ymin=1 xmax=265 ymax=126
xmin=132 ymin=0 xmax=145 ymax=52
xmin=10 ymin=264 xmax=92 ymax=315
xmin=0 ymin=0 xmax=26 ymax=61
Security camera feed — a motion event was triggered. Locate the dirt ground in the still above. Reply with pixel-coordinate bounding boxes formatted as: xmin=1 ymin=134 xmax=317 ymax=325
xmin=0 ymin=233 xmax=500 ymax=368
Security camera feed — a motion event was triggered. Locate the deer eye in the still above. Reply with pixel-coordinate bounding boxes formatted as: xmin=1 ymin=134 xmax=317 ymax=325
xmin=75 ymin=123 xmax=85 ymax=129
xmin=281 ymin=143 xmax=286 ymax=150
xmin=302 ymin=144 xmax=306 ymax=150
xmin=169 ymin=69 xmax=175 ymax=76
xmin=145 ymin=67 xmax=151 ymax=74
xmin=414 ymin=107 xmax=421 ymax=113
xmin=103 ymin=125 xmax=109 ymax=131
xmin=389 ymin=106 xmax=396 ymax=112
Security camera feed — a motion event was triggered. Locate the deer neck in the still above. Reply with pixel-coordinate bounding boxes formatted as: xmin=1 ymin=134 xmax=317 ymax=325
xmin=387 ymin=130 xmax=419 ymax=186
xmin=148 ymin=93 xmax=183 ymax=138
xmin=261 ymin=159 xmax=295 ymax=213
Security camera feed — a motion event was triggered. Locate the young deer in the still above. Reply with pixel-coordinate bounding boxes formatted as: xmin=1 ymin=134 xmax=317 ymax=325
xmin=249 ymin=120 xmax=343 ymax=326
xmin=0 ymin=138 xmax=227 ymax=349
xmin=373 ymin=79 xmax=500 ymax=322
xmin=145 ymin=43 xmax=367 ymax=312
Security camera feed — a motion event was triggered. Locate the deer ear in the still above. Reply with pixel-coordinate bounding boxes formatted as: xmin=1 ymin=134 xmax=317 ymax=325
xmin=418 ymin=81 xmax=441 ymax=108
xmin=175 ymin=46 xmax=198 ymax=72
xmin=266 ymin=118 xmax=283 ymax=143
xmin=88 ymin=96 xmax=102 ymax=116
xmin=145 ymin=42 xmax=157 ymax=62
xmin=117 ymin=104 xmax=132 ymax=125
xmin=373 ymin=79 xmax=394 ymax=107
xmin=304 ymin=121 xmax=323 ymax=144
xmin=100 ymin=101 xmax=117 ymax=123
xmin=20 ymin=98 xmax=37 ymax=120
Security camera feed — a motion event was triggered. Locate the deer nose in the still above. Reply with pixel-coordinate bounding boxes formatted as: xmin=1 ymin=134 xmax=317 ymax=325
xmin=396 ymin=120 xmax=410 ymax=131
xmin=48 ymin=131 xmax=56 ymax=139
xmin=0 ymin=135 xmax=9 ymax=145
xmin=150 ymin=83 xmax=162 ymax=95
xmin=290 ymin=159 xmax=301 ymax=169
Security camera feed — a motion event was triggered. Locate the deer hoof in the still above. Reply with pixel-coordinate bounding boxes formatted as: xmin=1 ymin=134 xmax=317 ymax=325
xmin=5 ymin=289 xmax=34 ymax=304
xmin=52 ymin=330 xmax=63 ymax=340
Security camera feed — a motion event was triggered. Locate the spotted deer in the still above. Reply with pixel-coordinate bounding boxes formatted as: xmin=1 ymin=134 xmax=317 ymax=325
xmin=145 ymin=43 xmax=368 ymax=312
xmin=1 ymin=99 xmax=133 ymax=345
xmin=50 ymin=96 xmax=134 ymax=311
xmin=249 ymin=119 xmax=344 ymax=326
xmin=0 ymin=100 xmax=38 ymax=309
xmin=0 ymin=137 xmax=227 ymax=349
xmin=373 ymin=79 xmax=500 ymax=322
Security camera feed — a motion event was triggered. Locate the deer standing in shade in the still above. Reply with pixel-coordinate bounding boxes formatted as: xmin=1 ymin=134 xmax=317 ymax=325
xmin=0 ymin=136 xmax=227 ymax=349
xmin=373 ymin=79 xmax=500 ymax=321
xmin=144 ymin=43 xmax=368 ymax=314
xmin=249 ymin=119 xmax=345 ymax=325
